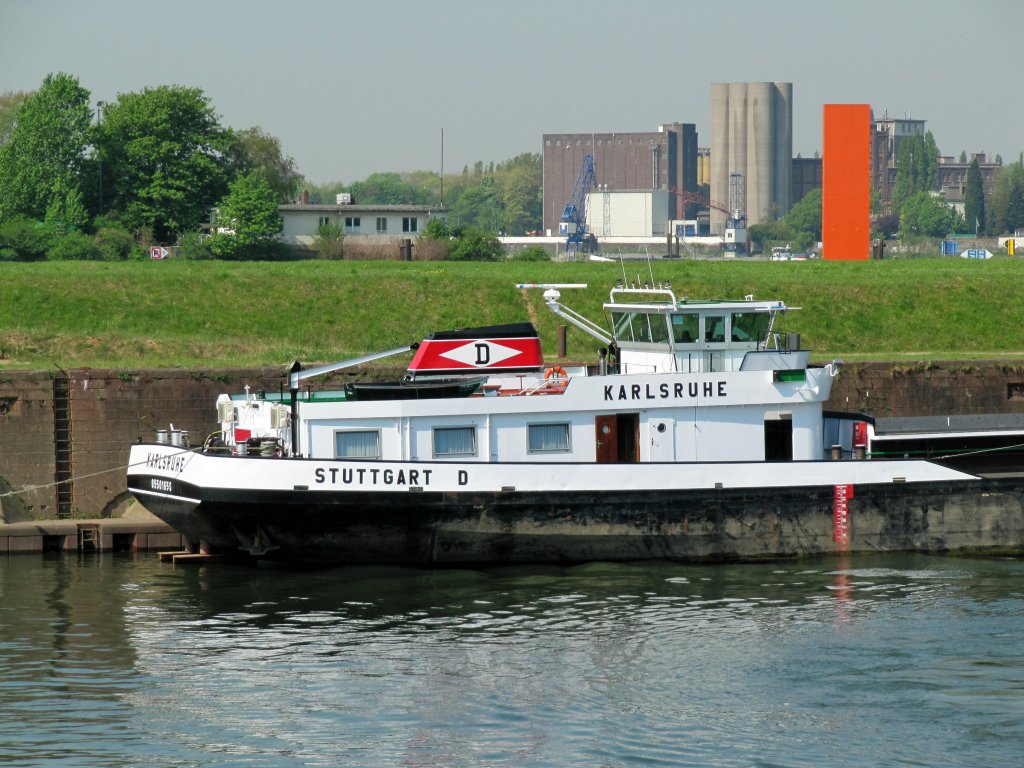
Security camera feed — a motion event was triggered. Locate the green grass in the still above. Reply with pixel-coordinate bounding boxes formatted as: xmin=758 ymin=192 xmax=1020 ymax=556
xmin=2 ymin=258 xmax=1024 ymax=370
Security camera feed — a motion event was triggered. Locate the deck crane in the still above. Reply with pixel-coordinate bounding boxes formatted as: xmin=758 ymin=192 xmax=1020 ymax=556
xmin=559 ymin=155 xmax=598 ymax=253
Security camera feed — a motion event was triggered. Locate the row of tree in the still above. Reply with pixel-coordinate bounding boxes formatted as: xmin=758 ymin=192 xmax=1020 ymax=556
xmin=0 ymin=74 xmax=299 ymax=247
xmin=0 ymin=73 xmax=545 ymax=262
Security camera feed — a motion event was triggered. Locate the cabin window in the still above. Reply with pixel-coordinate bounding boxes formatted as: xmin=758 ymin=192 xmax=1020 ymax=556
xmin=433 ymin=426 xmax=477 ymax=457
xmin=402 ymin=217 xmax=418 ymax=233
xmin=335 ymin=430 xmax=380 ymax=459
xmin=345 ymin=216 xmax=361 ymax=231
xmin=731 ymin=312 xmax=769 ymax=344
xmin=376 ymin=217 xmax=388 ymax=233
xmin=671 ymin=313 xmax=699 ymax=344
xmin=528 ymin=423 xmax=571 ymax=453
xmin=318 ymin=216 xmax=331 ymax=228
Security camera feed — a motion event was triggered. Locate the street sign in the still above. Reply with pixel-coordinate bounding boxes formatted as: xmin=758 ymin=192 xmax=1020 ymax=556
xmin=150 ymin=246 xmax=168 ymax=260
xmin=960 ymin=248 xmax=992 ymax=260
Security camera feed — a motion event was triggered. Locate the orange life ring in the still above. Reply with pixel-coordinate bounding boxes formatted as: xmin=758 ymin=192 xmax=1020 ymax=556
xmin=544 ymin=366 xmax=568 ymax=382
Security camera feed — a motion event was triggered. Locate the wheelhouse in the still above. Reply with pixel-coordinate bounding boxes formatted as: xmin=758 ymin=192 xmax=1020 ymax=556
xmin=603 ymin=285 xmax=797 ymax=374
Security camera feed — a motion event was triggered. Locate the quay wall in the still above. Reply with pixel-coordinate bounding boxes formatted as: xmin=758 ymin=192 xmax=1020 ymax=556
xmin=2 ymin=362 xmax=1024 ymax=522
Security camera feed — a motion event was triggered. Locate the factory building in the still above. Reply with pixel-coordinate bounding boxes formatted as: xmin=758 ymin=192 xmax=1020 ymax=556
xmin=709 ymin=82 xmax=793 ymax=232
xmin=541 ymin=123 xmax=698 ymax=235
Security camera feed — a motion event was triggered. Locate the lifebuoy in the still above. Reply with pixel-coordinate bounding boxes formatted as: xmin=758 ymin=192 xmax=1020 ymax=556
xmin=544 ymin=366 xmax=568 ymax=382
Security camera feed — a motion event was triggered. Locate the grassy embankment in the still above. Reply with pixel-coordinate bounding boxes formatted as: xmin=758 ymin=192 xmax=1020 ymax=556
xmin=2 ymin=258 xmax=1024 ymax=371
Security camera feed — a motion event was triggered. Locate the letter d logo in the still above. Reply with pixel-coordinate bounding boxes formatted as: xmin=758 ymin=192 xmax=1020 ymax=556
xmin=475 ymin=343 xmax=490 ymax=365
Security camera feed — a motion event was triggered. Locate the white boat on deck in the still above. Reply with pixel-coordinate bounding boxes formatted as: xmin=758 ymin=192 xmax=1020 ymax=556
xmin=126 ymin=283 xmax=1024 ymax=566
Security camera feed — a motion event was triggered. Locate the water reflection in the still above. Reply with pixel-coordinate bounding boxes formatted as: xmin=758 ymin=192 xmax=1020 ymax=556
xmin=1 ymin=553 xmax=1022 ymax=767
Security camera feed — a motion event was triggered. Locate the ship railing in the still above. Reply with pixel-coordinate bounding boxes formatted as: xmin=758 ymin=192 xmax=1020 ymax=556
xmin=517 ymin=376 xmax=569 ymax=396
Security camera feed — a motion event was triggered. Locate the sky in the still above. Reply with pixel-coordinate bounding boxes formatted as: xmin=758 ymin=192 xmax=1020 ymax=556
xmin=2 ymin=0 xmax=1021 ymax=185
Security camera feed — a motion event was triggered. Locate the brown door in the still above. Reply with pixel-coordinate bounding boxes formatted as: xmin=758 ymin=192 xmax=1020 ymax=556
xmin=596 ymin=413 xmax=640 ymax=463
xmin=596 ymin=415 xmax=617 ymax=463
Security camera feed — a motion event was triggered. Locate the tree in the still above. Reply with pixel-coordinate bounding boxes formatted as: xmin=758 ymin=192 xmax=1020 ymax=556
xmin=0 ymin=90 xmax=31 ymax=145
xmin=452 ymin=176 xmax=501 ymax=231
xmin=899 ymin=191 xmax=956 ymax=238
xmin=784 ymin=188 xmax=821 ymax=242
xmin=964 ymin=158 xmax=985 ymax=235
xmin=890 ymin=131 xmax=940 ymax=216
xmin=0 ymin=73 xmax=93 ymax=228
xmin=99 ymin=85 xmax=232 ymax=241
xmin=224 ymin=126 xmax=302 ymax=202
xmin=349 ymin=173 xmax=426 ymax=205
xmin=209 ymin=172 xmax=282 ymax=258
xmin=494 ymin=153 xmax=542 ymax=234
xmin=989 ymin=162 xmax=1024 ymax=235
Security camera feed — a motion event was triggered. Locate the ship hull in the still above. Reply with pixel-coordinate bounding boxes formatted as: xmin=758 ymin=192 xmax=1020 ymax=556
xmin=127 ymin=445 xmax=1024 ymax=567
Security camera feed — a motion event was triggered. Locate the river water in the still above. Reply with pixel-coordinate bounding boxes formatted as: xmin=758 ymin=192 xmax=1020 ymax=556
xmin=1 ymin=552 xmax=1022 ymax=768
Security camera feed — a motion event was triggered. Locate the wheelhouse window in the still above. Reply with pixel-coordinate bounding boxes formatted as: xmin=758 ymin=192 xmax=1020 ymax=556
xmin=704 ymin=315 xmax=726 ymax=344
xmin=318 ymin=216 xmax=331 ymax=228
xmin=402 ymin=217 xmax=418 ymax=233
xmin=528 ymin=423 xmax=571 ymax=454
xmin=611 ymin=311 xmax=670 ymax=344
xmin=335 ymin=430 xmax=380 ymax=459
xmin=671 ymin=313 xmax=700 ymax=344
xmin=731 ymin=312 xmax=769 ymax=344
xmin=345 ymin=216 xmax=361 ymax=231
xmin=433 ymin=426 xmax=477 ymax=457
xmin=376 ymin=217 xmax=388 ymax=234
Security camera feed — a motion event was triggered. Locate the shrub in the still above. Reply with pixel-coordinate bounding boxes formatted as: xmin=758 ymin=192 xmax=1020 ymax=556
xmin=422 ymin=218 xmax=451 ymax=240
xmin=47 ymin=231 xmax=103 ymax=260
xmin=511 ymin=245 xmax=552 ymax=262
xmin=312 ymin=223 xmax=345 ymax=260
xmin=448 ymin=227 xmax=502 ymax=261
xmin=94 ymin=226 xmax=136 ymax=260
xmin=0 ymin=216 xmax=55 ymax=261
xmin=176 ymin=231 xmax=215 ymax=260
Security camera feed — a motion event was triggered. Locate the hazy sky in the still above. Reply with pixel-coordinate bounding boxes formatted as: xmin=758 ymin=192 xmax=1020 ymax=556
xmin=2 ymin=0 xmax=1020 ymax=185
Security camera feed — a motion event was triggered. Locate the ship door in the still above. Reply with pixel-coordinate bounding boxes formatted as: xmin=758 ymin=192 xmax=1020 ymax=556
xmin=764 ymin=412 xmax=793 ymax=461
xmin=596 ymin=413 xmax=640 ymax=463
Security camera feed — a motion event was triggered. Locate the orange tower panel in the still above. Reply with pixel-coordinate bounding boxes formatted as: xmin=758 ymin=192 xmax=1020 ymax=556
xmin=822 ymin=104 xmax=871 ymax=261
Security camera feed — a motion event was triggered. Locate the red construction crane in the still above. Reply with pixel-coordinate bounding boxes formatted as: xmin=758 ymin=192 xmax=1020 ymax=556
xmin=670 ymin=188 xmax=730 ymax=220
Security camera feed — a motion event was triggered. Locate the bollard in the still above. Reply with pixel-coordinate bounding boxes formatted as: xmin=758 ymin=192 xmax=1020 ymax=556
xmin=557 ymin=325 xmax=567 ymax=358
xmin=831 ymin=444 xmax=842 ymax=461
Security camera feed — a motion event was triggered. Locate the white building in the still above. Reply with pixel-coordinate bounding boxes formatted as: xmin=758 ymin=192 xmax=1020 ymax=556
xmin=585 ymin=189 xmax=671 ymax=238
xmin=278 ymin=204 xmax=447 ymax=249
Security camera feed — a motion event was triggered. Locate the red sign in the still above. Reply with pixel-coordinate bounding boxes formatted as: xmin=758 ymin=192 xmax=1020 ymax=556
xmin=408 ymin=336 xmax=544 ymax=374
xmin=833 ymin=484 xmax=853 ymax=548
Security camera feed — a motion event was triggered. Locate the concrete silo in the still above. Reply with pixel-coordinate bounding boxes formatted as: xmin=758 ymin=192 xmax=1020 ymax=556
xmin=710 ymin=82 xmax=792 ymax=234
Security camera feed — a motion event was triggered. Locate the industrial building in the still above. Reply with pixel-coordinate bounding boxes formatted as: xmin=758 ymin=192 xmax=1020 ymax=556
xmin=541 ymin=123 xmax=698 ymax=235
xmin=532 ymin=82 xmax=972 ymax=257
